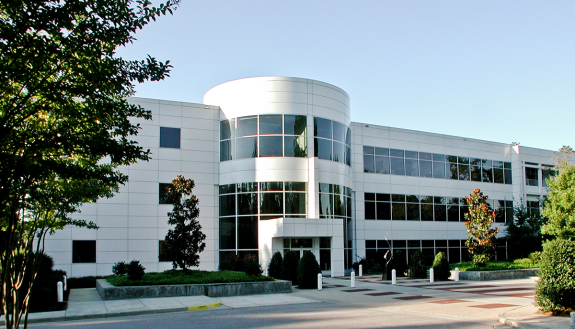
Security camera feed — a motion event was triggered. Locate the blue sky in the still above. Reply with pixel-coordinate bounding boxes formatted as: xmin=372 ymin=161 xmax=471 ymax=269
xmin=118 ymin=1 xmax=574 ymax=152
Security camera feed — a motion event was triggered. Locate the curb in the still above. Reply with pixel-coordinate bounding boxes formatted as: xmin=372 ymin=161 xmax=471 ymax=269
xmin=497 ymin=306 xmax=556 ymax=329
xmin=0 ymin=301 xmax=222 ymax=325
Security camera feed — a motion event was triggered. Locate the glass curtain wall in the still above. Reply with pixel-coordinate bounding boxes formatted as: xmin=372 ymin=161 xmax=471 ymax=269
xmin=318 ymin=183 xmax=353 ymax=268
xmin=314 ymin=117 xmax=351 ymax=166
xmin=220 ymin=115 xmax=307 ymax=161
xmin=363 ymin=146 xmax=512 ymax=185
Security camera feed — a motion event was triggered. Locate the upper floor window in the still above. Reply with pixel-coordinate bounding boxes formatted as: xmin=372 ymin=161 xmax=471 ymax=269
xmin=160 ymin=127 xmax=181 ymax=148
xmin=314 ymin=117 xmax=351 ymax=166
xmin=525 ymin=167 xmax=539 ymax=186
xmin=220 ymin=115 xmax=307 ymax=161
xmin=363 ymin=146 xmax=512 ymax=185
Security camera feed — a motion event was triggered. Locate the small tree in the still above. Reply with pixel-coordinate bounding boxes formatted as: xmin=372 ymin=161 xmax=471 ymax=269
xmin=161 ymin=176 xmax=206 ymax=270
xmin=464 ymin=189 xmax=499 ymax=267
xmin=297 ymin=251 xmax=320 ymax=289
xmin=408 ymin=250 xmax=427 ymax=279
xmin=504 ymin=201 xmax=547 ymax=259
xmin=268 ymin=251 xmax=283 ymax=279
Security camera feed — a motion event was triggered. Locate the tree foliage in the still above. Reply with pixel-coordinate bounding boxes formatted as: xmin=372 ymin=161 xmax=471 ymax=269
xmin=535 ymin=239 xmax=575 ymax=313
xmin=160 ymin=176 xmax=206 ymax=270
xmin=296 ymin=251 xmax=320 ymax=289
xmin=464 ymin=189 xmax=499 ymax=267
xmin=541 ymin=147 xmax=575 ymax=240
xmin=0 ymin=1 xmax=179 ymax=327
xmin=431 ymin=252 xmax=450 ymax=281
xmin=504 ymin=201 xmax=547 ymax=259
xmin=268 ymin=251 xmax=283 ymax=279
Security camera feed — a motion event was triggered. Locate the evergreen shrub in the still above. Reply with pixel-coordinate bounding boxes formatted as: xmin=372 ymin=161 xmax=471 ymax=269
xmin=408 ymin=250 xmax=427 ymax=279
xmin=535 ymin=239 xmax=575 ymax=313
xmin=431 ymin=252 xmax=451 ymax=281
xmin=281 ymin=250 xmax=299 ymax=284
xmin=297 ymin=251 xmax=320 ymax=289
xmin=268 ymin=251 xmax=283 ymax=279
xmin=126 ymin=260 xmax=145 ymax=281
xmin=112 ymin=261 xmax=127 ymax=276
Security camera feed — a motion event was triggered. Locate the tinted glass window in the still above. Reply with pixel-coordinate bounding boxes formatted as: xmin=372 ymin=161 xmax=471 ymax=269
xmin=236 ymin=137 xmax=257 ymax=159
xmin=390 ymin=149 xmax=404 ymax=157
xmin=432 ymin=161 xmax=445 ymax=179
xmin=237 ymin=193 xmax=258 ymax=215
xmin=236 ymin=116 xmax=257 ymax=137
xmin=420 ymin=160 xmax=432 ymax=177
xmin=237 ymin=217 xmax=258 ymax=249
xmin=220 ymin=140 xmax=231 ymax=161
xmin=314 ymin=117 xmax=332 ymax=138
xmin=160 ymin=127 xmax=180 ymax=148
xmin=220 ymin=120 xmax=231 ymax=140
xmin=377 ymin=202 xmax=391 ymax=219
xmin=284 ymin=136 xmax=307 ymax=157
xmin=219 ymin=218 xmax=236 ymax=249
xmin=285 ymin=193 xmax=306 ymax=214
xmin=259 ymin=115 xmax=282 ymax=135
xmin=390 ymin=157 xmax=405 ymax=175
xmin=72 ymin=240 xmax=96 ymax=263
xmin=364 ymin=154 xmax=375 ymax=173
xmin=375 ymin=156 xmax=390 ymax=174
xmin=315 ymin=138 xmax=332 ymax=160
xmin=332 ymin=122 xmax=346 ymax=143
xmin=333 ymin=141 xmax=345 ymax=163
xmin=159 ymin=183 xmax=171 ymax=204
xmin=259 ymin=136 xmax=282 ymax=157
xmin=365 ymin=201 xmax=376 ymax=219
xmin=219 ymin=195 xmax=236 ymax=216
xmin=405 ymin=159 xmax=418 ymax=176
xmin=405 ymin=151 xmax=418 ymax=159
xmin=284 ymin=115 xmax=307 ymax=135
xmin=363 ymin=146 xmax=375 ymax=155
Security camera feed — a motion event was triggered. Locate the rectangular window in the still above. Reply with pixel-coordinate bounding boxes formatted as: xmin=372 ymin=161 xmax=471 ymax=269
xmin=159 ymin=183 xmax=171 ymax=204
xmin=525 ymin=167 xmax=539 ymax=186
xmin=315 ymin=138 xmax=332 ymax=160
xmin=160 ymin=127 xmax=181 ymax=148
xmin=259 ymin=115 xmax=282 ymax=135
xmin=314 ymin=117 xmax=332 ymax=139
xmin=364 ymin=154 xmax=375 ymax=173
xmin=219 ymin=218 xmax=236 ymax=249
xmin=158 ymin=240 xmax=173 ymax=262
xmin=72 ymin=240 xmax=96 ymax=263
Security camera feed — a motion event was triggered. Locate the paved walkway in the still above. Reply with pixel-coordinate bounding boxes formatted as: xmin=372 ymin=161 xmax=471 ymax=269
xmin=1 ymin=275 xmax=571 ymax=328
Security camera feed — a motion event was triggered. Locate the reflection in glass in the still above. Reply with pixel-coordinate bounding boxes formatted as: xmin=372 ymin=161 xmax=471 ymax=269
xmin=364 ymin=154 xmax=375 ymax=173
xmin=236 ymin=116 xmax=257 ymax=137
xmin=405 ymin=159 xmax=418 ymax=176
xmin=333 ymin=141 xmax=345 ymax=163
xmin=334 ymin=194 xmax=345 ymax=216
xmin=220 ymin=120 xmax=231 ymax=140
xmin=375 ymin=156 xmax=390 ymax=174
xmin=421 ymin=204 xmax=433 ymax=221
xmin=420 ymin=160 xmax=432 ymax=177
xmin=390 ymin=149 xmax=404 ymax=157
xmin=220 ymin=140 xmax=231 ymax=161
xmin=448 ymin=163 xmax=458 ymax=180
xmin=447 ymin=204 xmax=459 ymax=221
xmin=219 ymin=195 xmax=236 ymax=216
xmin=260 ymin=182 xmax=283 ymax=191
xmin=392 ymin=202 xmax=405 ymax=220
xmin=237 ymin=193 xmax=258 ymax=215
xmin=285 ymin=193 xmax=306 ymax=214
xmin=314 ymin=117 xmax=332 ymax=139
xmin=236 ymin=137 xmax=257 ymax=159
xmin=406 ymin=203 xmax=420 ymax=220
xmin=315 ymin=138 xmax=332 ymax=160
xmin=259 ymin=115 xmax=282 ymax=135
xmin=390 ymin=157 xmax=405 ymax=175
xmin=504 ymin=169 xmax=512 ymax=185
xmin=493 ymin=168 xmax=504 ymax=184
xmin=482 ymin=160 xmax=493 ymax=183
xmin=458 ymin=164 xmax=470 ymax=180
xmin=432 ymin=161 xmax=446 ymax=179
xmin=284 ymin=115 xmax=307 ymax=135
xmin=259 ymin=136 xmax=282 ymax=157
xmin=319 ymin=193 xmax=332 ymax=218
xmin=284 ymin=136 xmax=307 ymax=157
xmin=332 ymin=121 xmax=346 ymax=143
xmin=377 ymin=202 xmax=391 ymax=219
xmin=434 ymin=205 xmax=446 ymax=221
xmin=260 ymin=192 xmax=283 ymax=214
xmin=470 ymin=165 xmax=481 ymax=181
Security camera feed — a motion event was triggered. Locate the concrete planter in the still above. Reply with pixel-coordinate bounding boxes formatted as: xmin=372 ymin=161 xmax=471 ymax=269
xmin=457 ymin=268 xmax=539 ymax=281
xmin=96 ymin=279 xmax=292 ymax=300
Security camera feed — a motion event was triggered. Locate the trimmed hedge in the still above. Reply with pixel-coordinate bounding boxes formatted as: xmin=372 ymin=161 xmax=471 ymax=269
xmin=268 ymin=251 xmax=283 ymax=279
xmin=297 ymin=251 xmax=320 ymax=289
xmin=281 ymin=250 xmax=299 ymax=284
xmin=408 ymin=250 xmax=427 ymax=279
xmin=432 ymin=252 xmax=450 ymax=281
xmin=535 ymin=239 xmax=575 ymax=313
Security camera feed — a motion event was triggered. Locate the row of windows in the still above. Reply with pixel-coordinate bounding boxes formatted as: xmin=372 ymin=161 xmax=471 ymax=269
xmin=364 ymin=193 xmax=513 ymax=223
xmin=363 ymin=146 xmax=512 ymax=184
xmin=525 ymin=166 xmax=555 ymax=187
xmin=220 ymin=115 xmax=307 ymax=161
xmin=219 ymin=182 xmax=307 ymax=218
xmin=365 ymin=239 xmax=507 ymax=264
xmin=314 ymin=117 xmax=352 ymax=166
xmin=319 ymin=183 xmax=353 ymax=219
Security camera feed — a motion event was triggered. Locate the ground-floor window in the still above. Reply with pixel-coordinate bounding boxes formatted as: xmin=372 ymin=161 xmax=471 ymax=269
xmin=72 ymin=240 xmax=96 ymax=263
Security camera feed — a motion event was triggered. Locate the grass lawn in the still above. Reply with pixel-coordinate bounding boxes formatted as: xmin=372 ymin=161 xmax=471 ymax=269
xmin=450 ymin=258 xmax=540 ymax=272
xmin=106 ymin=270 xmax=274 ymax=286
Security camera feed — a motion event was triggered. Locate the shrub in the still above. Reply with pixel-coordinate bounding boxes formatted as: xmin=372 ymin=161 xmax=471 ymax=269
xmin=529 ymin=251 xmax=543 ymax=263
xmin=219 ymin=253 xmax=240 ymax=271
xmin=242 ymin=254 xmax=263 ymax=276
xmin=388 ymin=250 xmax=407 ymax=277
xmin=281 ymin=250 xmax=299 ymax=284
xmin=535 ymin=239 xmax=575 ymax=313
xmin=112 ymin=261 xmax=128 ymax=276
xmin=352 ymin=258 xmax=378 ymax=274
xmin=268 ymin=251 xmax=283 ymax=279
xmin=297 ymin=251 xmax=320 ymax=289
xmin=126 ymin=260 xmax=146 ymax=281
xmin=432 ymin=252 xmax=450 ymax=281
xmin=408 ymin=250 xmax=427 ymax=279
xmin=22 ymin=252 xmax=68 ymax=312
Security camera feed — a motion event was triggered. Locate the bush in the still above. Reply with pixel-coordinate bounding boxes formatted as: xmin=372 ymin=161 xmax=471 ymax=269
xmin=281 ymin=250 xmax=299 ymax=284
xmin=24 ymin=252 xmax=68 ymax=312
xmin=268 ymin=251 xmax=283 ymax=279
xmin=126 ymin=260 xmax=146 ymax=281
xmin=112 ymin=261 xmax=128 ymax=276
xmin=432 ymin=252 xmax=450 ymax=281
xmin=219 ymin=253 xmax=262 ymax=276
xmin=388 ymin=250 xmax=407 ymax=277
xmin=408 ymin=250 xmax=427 ymax=279
xmin=352 ymin=258 xmax=378 ymax=274
xmin=529 ymin=251 xmax=543 ymax=263
xmin=535 ymin=239 xmax=575 ymax=313
xmin=297 ymin=251 xmax=320 ymax=289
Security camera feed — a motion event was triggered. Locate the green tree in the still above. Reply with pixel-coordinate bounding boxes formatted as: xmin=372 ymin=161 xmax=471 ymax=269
xmin=541 ymin=147 xmax=575 ymax=239
xmin=0 ymin=1 xmax=179 ymax=327
xmin=296 ymin=251 xmax=320 ymax=289
xmin=464 ymin=189 xmax=499 ymax=267
xmin=267 ymin=251 xmax=283 ymax=279
xmin=504 ymin=201 xmax=547 ymax=259
xmin=160 ymin=176 xmax=206 ymax=270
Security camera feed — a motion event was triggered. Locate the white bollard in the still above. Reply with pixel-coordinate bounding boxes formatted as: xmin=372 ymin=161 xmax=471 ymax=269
xmin=359 ymin=265 xmax=363 ymax=277
xmin=57 ymin=281 xmax=63 ymax=302
xmin=351 ymin=271 xmax=356 ymax=288
xmin=318 ymin=273 xmax=322 ymax=291
xmin=392 ymin=269 xmax=397 ymax=285
xmin=570 ymin=312 xmax=574 ymax=329
xmin=429 ymin=268 xmax=434 ymax=283
xmin=455 ymin=268 xmax=460 ymax=282
xmin=63 ymin=275 xmax=67 ymax=291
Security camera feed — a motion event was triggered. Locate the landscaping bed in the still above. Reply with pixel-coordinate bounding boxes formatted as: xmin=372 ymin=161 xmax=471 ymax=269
xmin=449 ymin=258 xmax=540 ymax=281
xmin=106 ymin=269 xmax=273 ymax=286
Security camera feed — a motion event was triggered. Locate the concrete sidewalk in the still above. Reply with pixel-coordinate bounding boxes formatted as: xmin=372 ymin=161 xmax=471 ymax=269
xmin=1 ymin=276 xmax=571 ymax=329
